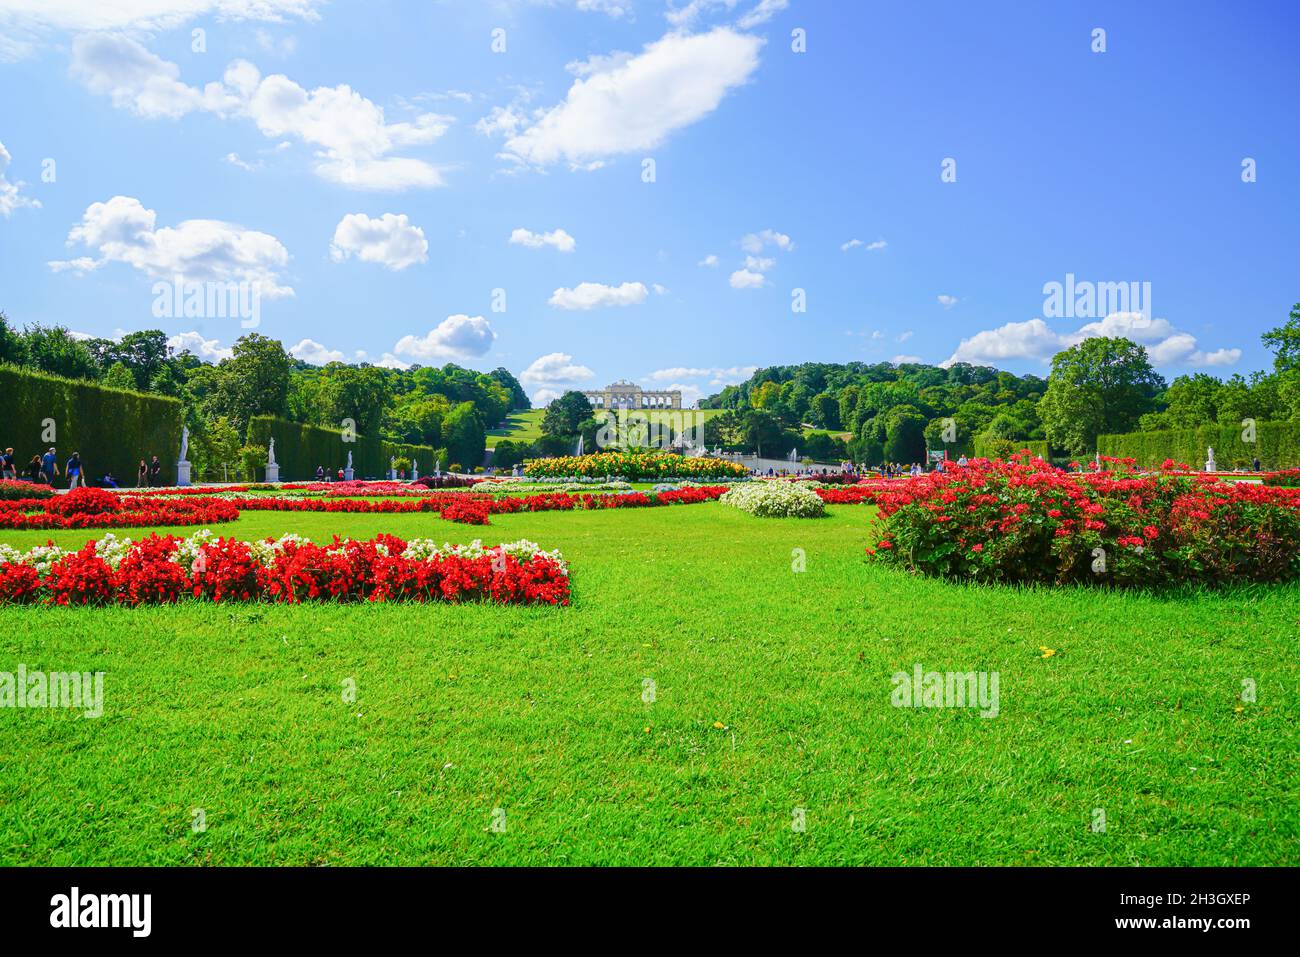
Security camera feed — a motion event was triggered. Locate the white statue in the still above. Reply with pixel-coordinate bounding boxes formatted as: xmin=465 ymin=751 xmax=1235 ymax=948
xmin=1205 ymin=446 xmax=1216 ymax=472
xmin=346 ymin=450 xmax=353 ymax=469
xmin=267 ymin=437 xmax=277 ymax=466
xmin=179 ymin=425 xmax=189 ymax=462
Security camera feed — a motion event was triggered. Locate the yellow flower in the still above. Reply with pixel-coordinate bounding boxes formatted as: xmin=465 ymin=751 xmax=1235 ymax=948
xmin=1039 ymin=647 xmax=1056 ymax=658
xmin=712 ymin=720 xmax=726 ymax=729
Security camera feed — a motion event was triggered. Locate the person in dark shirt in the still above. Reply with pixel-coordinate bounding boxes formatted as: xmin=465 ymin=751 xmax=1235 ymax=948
xmin=65 ymin=452 xmax=84 ymax=489
xmin=137 ymin=459 xmax=148 ymax=487
xmin=100 ymin=473 xmax=118 ymax=489
xmin=1 ymin=447 xmax=14 ymax=480
xmin=1253 ymin=457 xmax=1261 ymax=472
xmin=26 ymin=456 xmax=42 ymax=482
xmin=40 ymin=448 xmax=58 ymax=485
xmin=148 ymin=456 xmax=162 ymax=486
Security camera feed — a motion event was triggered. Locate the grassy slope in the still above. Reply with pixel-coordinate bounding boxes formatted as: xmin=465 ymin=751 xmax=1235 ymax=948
xmin=486 ymin=408 xmax=729 ymax=449
xmin=0 ymin=504 xmax=1296 ymax=865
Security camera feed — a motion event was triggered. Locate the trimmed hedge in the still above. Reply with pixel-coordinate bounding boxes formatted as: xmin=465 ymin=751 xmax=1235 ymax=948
xmin=973 ymin=436 xmax=1050 ymax=460
xmin=1097 ymin=421 xmax=1300 ymax=470
xmin=0 ymin=364 xmax=182 ymax=485
xmin=247 ymin=416 xmax=442 ymax=481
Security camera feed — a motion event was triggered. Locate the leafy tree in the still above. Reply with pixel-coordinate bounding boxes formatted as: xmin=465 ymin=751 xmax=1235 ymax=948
xmin=101 ymin=361 xmax=137 ymax=391
xmin=541 ymin=391 xmax=593 ymax=437
xmin=443 ymin=401 xmax=486 ymax=468
xmin=0 ymin=311 xmax=26 ymax=365
xmin=1039 ymin=337 xmax=1164 ymax=455
xmin=1261 ymin=302 xmax=1300 ymax=373
xmin=224 ymin=334 xmax=292 ymax=430
xmin=742 ymin=409 xmax=784 ymax=457
xmin=21 ymin=324 xmax=98 ymax=380
xmin=884 ymin=406 xmax=927 ymax=464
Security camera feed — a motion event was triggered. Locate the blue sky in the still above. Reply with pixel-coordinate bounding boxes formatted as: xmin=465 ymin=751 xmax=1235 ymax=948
xmin=0 ymin=0 xmax=1297 ymax=406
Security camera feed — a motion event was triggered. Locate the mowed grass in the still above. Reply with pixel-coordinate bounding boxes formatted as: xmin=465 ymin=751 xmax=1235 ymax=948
xmin=0 ymin=502 xmax=1296 ymax=866
xmin=486 ymin=409 xmax=544 ymax=448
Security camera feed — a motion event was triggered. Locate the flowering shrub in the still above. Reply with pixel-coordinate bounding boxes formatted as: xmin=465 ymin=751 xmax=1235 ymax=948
xmin=0 ymin=491 xmax=238 ymax=530
xmin=867 ymin=456 xmax=1300 ymax=587
xmin=0 ymin=532 xmax=570 ymax=606
xmin=720 ymin=481 xmax=827 ymax=518
xmin=0 ymin=480 xmax=54 ymax=501
xmin=1263 ymin=468 xmax=1300 ymax=487
xmin=524 ymin=451 xmax=747 ymax=481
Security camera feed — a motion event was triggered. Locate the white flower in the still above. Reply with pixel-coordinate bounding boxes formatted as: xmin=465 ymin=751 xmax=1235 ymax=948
xmin=720 ymin=481 xmax=826 ymax=518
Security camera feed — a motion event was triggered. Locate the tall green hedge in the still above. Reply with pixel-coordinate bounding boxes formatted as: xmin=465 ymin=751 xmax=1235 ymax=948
xmin=973 ymin=436 xmax=1050 ymax=460
xmin=0 ymin=363 xmax=182 ymax=484
xmin=1097 ymin=421 xmax=1300 ymax=470
xmin=247 ymin=416 xmax=442 ymax=481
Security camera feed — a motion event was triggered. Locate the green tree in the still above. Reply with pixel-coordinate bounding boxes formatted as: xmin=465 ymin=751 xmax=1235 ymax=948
xmin=101 ymin=361 xmax=137 ymax=391
xmin=541 ymin=391 xmax=594 ymax=437
xmin=224 ymin=334 xmax=292 ymax=431
xmin=21 ymin=324 xmax=98 ymax=380
xmin=1039 ymin=337 xmax=1164 ymax=455
xmin=443 ymin=401 xmax=486 ymax=468
xmin=884 ymin=407 xmax=927 ymax=464
xmin=1261 ymin=302 xmax=1300 ymax=373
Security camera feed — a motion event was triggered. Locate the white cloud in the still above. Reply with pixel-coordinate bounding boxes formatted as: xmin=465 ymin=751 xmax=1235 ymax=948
xmin=893 ymin=354 xmax=922 ymax=364
xmin=898 ymin=330 xmax=913 ymax=342
xmin=509 ymin=226 xmax=576 ymax=252
xmin=729 ymin=268 xmax=765 ymax=289
xmin=736 ymin=0 xmax=789 ymax=29
xmin=666 ymin=382 xmax=703 ymax=407
xmin=0 ymin=1 xmax=323 ymax=59
xmin=329 ymin=212 xmax=428 ymax=270
xmin=493 ymin=27 xmax=762 ymax=168
xmin=842 ymin=237 xmax=886 ymax=252
xmin=392 ymin=314 xmax=496 ymax=362
xmin=943 ymin=312 xmax=1241 ymax=370
xmin=224 ymin=151 xmax=260 ymax=171
xmin=71 ymin=34 xmax=452 ymax=190
xmin=288 ymin=338 xmax=346 ymax=365
xmin=652 ymin=283 xmax=668 ymax=295
xmin=0 ymin=140 xmax=41 ymax=216
xmin=697 ymin=253 xmax=719 ymax=267
xmin=167 ymin=331 xmax=233 ymax=362
xmin=666 ymin=0 xmax=739 ymax=28
xmin=647 ymin=365 xmax=756 ymax=385
xmin=50 ymin=195 xmax=294 ymax=297
xmin=937 ymin=294 xmax=959 ymax=308
xmin=519 ymin=352 xmax=596 ymax=388
xmin=549 ymin=281 xmax=648 ymax=309
xmin=740 ymin=228 xmax=792 ymax=253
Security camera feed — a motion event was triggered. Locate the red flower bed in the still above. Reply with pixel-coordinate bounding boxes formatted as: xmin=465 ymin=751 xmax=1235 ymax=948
xmin=866 ymin=456 xmax=1300 ymax=587
xmin=0 ymin=490 xmax=239 ymax=530
xmin=0 ymin=533 xmax=570 ymax=606
xmin=1263 ymin=468 xmax=1300 ymax=488
xmin=0 ymin=479 xmax=54 ymax=501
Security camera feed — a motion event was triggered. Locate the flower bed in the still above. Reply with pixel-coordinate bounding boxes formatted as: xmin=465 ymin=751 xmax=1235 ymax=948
xmin=867 ymin=456 xmax=1300 ymax=587
xmin=524 ymin=451 xmax=748 ymax=481
xmin=0 ymin=480 xmax=55 ymax=501
xmin=0 ymin=487 xmax=240 ymax=530
xmin=1263 ymin=468 xmax=1300 ymax=487
xmin=720 ymin=481 xmax=827 ymax=518
xmin=0 ymin=531 xmax=569 ymax=606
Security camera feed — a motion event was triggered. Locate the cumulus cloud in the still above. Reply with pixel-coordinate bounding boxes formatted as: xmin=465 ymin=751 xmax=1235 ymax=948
xmin=509 ymin=227 xmax=576 ymax=252
xmin=893 ymin=354 xmax=922 ymax=364
xmin=728 ymin=268 xmax=765 ymax=289
xmin=842 ymin=238 xmax=886 ymax=252
xmin=736 ymin=0 xmax=789 ymax=28
xmin=50 ymin=195 xmax=294 ymax=297
xmin=0 ymin=140 xmax=41 ymax=216
xmin=490 ymin=27 xmax=762 ymax=168
xmin=392 ymin=314 xmax=496 ymax=362
xmin=289 ymin=337 xmax=346 ymax=365
xmin=70 ymin=34 xmax=452 ymax=189
xmin=741 ymin=228 xmax=792 ymax=253
xmin=937 ymin=294 xmax=959 ymax=308
xmin=697 ymin=253 xmax=719 ymax=267
xmin=329 ymin=212 xmax=428 ymax=270
xmin=519 ymin=352 xmax=597 ymax=388
xmin=943 ymin=312 xmax=1241 ymax=370
xmin=167 ymin=331 xmax=233 ymax=362
xmin=549 ymin=281 xmax=648 ymax=310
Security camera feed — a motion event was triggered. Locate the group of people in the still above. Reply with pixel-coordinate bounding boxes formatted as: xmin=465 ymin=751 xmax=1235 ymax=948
xmin=0 ymin=446 xmax=165 ymax=488
xmin=314 ymin=465 xmax=349 ymax=482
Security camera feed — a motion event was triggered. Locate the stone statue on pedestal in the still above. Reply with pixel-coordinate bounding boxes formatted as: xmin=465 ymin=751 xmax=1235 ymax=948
xmin=176 ymin=425 xmax=192 ymax=486
xmin=1205 ymin=447 xmax=1216 ymax=472
xmin=265 ymin=436 xmax=280 ymax=483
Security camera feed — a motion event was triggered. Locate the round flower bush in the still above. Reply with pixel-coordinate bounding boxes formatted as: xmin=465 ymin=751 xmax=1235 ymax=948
xmin=0 ymin=480 xmax=54 ymax=501
xmin=524 ymin=451 xmax=748 ymax=481
xmin=868 ymin=455 xmax=1300 ymax=587
xmin=720 ymin=480 xmax=827 ymax=518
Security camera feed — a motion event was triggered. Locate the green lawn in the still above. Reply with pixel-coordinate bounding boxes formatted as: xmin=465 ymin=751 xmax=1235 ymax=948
xmin=1 ymin=503 xmax=1296 ymax=865
xmin=486 ymin=409 xmax=545 ymax=448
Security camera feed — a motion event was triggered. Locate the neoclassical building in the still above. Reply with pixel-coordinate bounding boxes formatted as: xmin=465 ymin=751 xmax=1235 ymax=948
xmin=584 ymin=380 xmax=682 ymax=410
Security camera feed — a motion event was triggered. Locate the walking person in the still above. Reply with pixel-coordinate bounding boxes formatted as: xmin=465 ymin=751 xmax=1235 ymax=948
xmin=65 ymin=451 xmax=84 ymax=489
xmin=40 ymin=447 xmax=59 ymax=485
xmin=26 ymin=455 xmax=43 ymax=483
xmin=1 ymin=447 xmax=14 ymax=480
xmin=148 ymin=455 xmax=162 ymax=487
xmin=137 ymin=459 xmax=148 ymax=487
